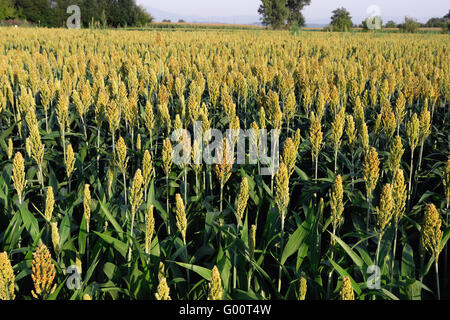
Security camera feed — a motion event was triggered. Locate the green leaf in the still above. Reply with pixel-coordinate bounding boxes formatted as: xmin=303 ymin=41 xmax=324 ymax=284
xmin=401 ymin=242 xmax=415 ymax=278
xmin=18 ymin=203 xmax=40 ymax=242
xmin=93 ymin=231 xmax=128 ymax=258
xmin=98 ymin=199 xmax=125 ymax=239
xmin=281 ymin=221 xmax=309 ymax=265
xmin=329 ymin=258 xmax=362 ymax=296
xmin=331 ymin=233 xmax=364 ymax=269
xmin=169 ymin=261 xmax=212 ymax=281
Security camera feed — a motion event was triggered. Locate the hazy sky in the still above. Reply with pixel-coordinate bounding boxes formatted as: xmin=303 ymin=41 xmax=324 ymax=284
xmin=138 ymin=0 xmax=448 ymax=21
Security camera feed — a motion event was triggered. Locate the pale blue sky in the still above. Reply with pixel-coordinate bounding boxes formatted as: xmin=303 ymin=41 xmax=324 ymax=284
xmin=138 ymin=0 xmax=448 ymax=22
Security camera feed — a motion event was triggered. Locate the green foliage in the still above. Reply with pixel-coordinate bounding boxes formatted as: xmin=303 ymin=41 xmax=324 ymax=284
xmin=329 ymin=7 xmax=353 ymax=32
xmin=385 ymin=20 xmax=397 ymax=28
xmin=258 ymin=0 xmax=310 ymax=29
xmin=258 ymin=0 xmax=289 ymax=29
xmin=0 ymin=0 xmax=17 ymax=20
xmin=400 ymin=17 xmax=421 ymax=33
xmin=12 ymin=0 xmax=152 ymax=27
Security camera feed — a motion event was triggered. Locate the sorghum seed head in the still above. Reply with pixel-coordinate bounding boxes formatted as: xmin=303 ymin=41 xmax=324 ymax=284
xmin=208 ymin=266 xmax=223 ymax=300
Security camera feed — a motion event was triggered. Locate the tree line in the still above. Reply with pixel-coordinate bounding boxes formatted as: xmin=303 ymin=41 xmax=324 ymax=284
xmin=0 ymin=0 xmax=153 ymax=27
xmin=258 ymin=1 xmax=449 ymax=32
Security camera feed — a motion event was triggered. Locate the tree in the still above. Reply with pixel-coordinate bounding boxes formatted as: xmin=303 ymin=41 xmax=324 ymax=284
xmin=425 ymin=17 xmax=448 ymax=28
xmin=385 ymin=20 xmax=397 ymax=28
xmin=286 ymin=0 xmax=310 ymax=27
xmin=329 ymin=7 xmax=353 ymax=32
xmin=134 ymin=5 xmax=151 ymax=26
xmin=258 ymin=0 xmax=310 ymax=29
xmin=13 ymin=0 xmax=149 ymax=27
xmin=258 ymin=0 xmax=289 ymax=29
xmin=0 ymin=0 xmax=17 ymax=20
xmin=400 ymin=17 xmax=420 ymax=33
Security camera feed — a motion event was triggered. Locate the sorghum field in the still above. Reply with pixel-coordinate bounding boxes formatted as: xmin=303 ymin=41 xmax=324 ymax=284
xmin=0 ymin=28 xmax=449 ymax=301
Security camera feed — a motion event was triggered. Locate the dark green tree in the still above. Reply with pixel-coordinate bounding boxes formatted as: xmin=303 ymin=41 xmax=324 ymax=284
xmin=286 ymin=0 xmax=310 ymax=27
xmin=329 ymin=7 xmax=353 ymax=31
xmin=0 ymin=0 xmax=18 ymax=20
xmin=12 ymin=0 xmax=151 ymax=27
xmin=385 ymin=20 xmax=397 ymax=28
xmin=258 ymin=0 xmax=289 ymax=29
xmin=400 ymin=17 xmax=420 ymax=33
xmin=258 ymin=0 xmax=310 ymax=29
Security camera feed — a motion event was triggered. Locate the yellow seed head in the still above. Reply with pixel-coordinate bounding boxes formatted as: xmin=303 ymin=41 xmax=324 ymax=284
xmin=360 ymin=122 xmax=369 ymax=155
xmin=44 ymin=187 xmax=54 ymax=222
xmin=84 ymin=184 xmax=91 ymax=233
xmin=259 ymin=107 xmax=266 ymax=130
xmin=381 ymin=104 xmax=396 ymax=141
xmin=144 ymin=101 xmax=155 ymax=138
xmin=363 ymin=147 xmax=380 ymax=199
xmin=340 ymin=276 xmax=354 ymax=300
xmin=192 ymin=139 xmax=201 ymax=174
xmin=394 ymin=92 xmax=406 ymax=130
xmin=142 ymin=150 xmax=154 ymax=191
xmin=155 ymin=277 xmax=171 ymax=300
xmin=376 ymin=184 xmax=395 ymax=234
xmin=282 ymin=138 xmax=297 ymax=178
xmin=25 ymin=137 xmax=31 ymax=158
xmin=392 ymin=169 xmax=407 ymax=224
xmin=208 ymin=266 xmax=223 ymax=300
xmin=12 ymin=152 xmax=26 ymax=204
xmin=51 ymin=222 xmax=60 ymax=255
xmin=107 ymin=165 xmax=114 ymax=196
xmin=56 ymin=93 xmax=69 ymax=132
xmin=236 ymin=177 xmax=249 ymax=224
xmin=76 ymin=256 xmax=82 ymax=274
xmin=83 ymin=294 xmax=92 ymax=300
xmin=299 ymin=276 xmax=307 ymax=300
xmin=387 ymin=136 xmax=404 ymax=175
xmin=175 ymin=194 xmax=187 ymax=244
xmin=31 ymin=244 xmax=56 ymax=300
xmin=407 ymin=113 xmax=420 ymax=153
xmin=129 ymin=169 xmax=144 ymax=219
xmin=106 ymin=100 xmax=120 ymax=136
xmin=330 ymin=175 xmax=344 ymax=232
xmin=421 ymin=203 xmax=443 ymax=261
xmin=215 ymin=138 xmax=233 ymax=187
xmin=162 ymin=138 xmax=173 ymax=177
xmin=284 ymin=91 xmax=296 ymax=125
xmin=0 ymin=252 xmax=15 ymax=300
xmin=293 ymin=128 xmax=301 ymax=152
xmin=158 ymin=102 xmax=172 ymax=136
xmin=275 ymin=162 xmax=290 ymax=220
xmin=345 ymin=115 xmax=357 ymax=152
xmin=116 ymin=136 xmax=128 ymax=175
xmin=7 ymin=138 xmax=13 ymax=159
xmin=419 ymin=103 xmax=431 ymax=144
xmin=65 ymin=144 xmax=76 ymax=179
xmin=145 ymin=205 xmax=155 ymax=255
xmin=309 ymin=112 xmax=323 ymax=160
